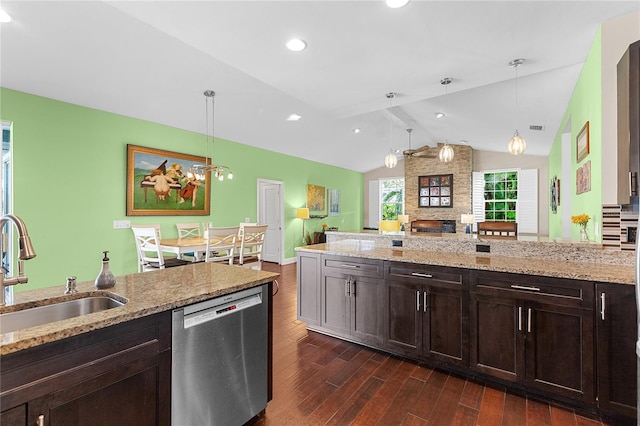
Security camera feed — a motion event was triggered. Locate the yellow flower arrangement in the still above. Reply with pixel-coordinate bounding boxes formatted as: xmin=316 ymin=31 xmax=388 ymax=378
xmin=571 ymin=214 xmax=590 ymax=227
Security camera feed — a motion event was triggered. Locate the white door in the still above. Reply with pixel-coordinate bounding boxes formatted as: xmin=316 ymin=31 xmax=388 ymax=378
xmin=258 ymin=179 xmax=283 ymax=264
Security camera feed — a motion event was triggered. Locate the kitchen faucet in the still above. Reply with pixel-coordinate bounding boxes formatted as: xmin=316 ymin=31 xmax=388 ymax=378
xmin=0 ymin=214 xmax=36 ymax=306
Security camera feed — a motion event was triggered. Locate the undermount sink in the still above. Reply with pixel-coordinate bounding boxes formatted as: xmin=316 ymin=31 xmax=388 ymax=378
xmin=0 ymin=295 xmax=126 ymax=334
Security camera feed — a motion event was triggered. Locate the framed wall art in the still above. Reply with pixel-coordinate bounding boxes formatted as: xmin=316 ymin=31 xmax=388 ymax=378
xmin=126 ymin=144 xmax=211 ymax=216
xmin=328 ymin=189 xmax=341 ymax=216
xmin=418 ymin=174 xmax=453 ymax=208
xmin=550 ymin=175 xmax=560 ymax=214
xmin=306 ymin=184 xmax=326 ymax=213
xmin=576 ymin=160 xmax=591 ymax=194
xmin=576 ymin=121 xmax=590 ymax=163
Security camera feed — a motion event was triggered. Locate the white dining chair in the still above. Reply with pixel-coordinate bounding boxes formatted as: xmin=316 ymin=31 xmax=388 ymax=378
xmin=234 ymin=225 xmax=267 ymax=270
xmin=131 ymin=226 xmax=189 ymax=272
xmin=204 ymin=226 xmax=240 ymax=265
xmin=176 ymin=222 xmax=203 ymax=261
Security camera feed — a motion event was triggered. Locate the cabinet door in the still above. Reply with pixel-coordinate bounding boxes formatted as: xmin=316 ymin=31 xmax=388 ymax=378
xmin=321 ymin=271 xmax=350 ymax=335
xmin=470 ymin=293 xmax=523 ymax=383
xmin=524 ymin=302 xmax=594 ymax=402
xmin=1 ymin=404 xmax=25 ymax=426
xmin=385 ymin=280 xmax=421 ymax=356
xmin=596 ymin=282 xmax=637 ymax=420
xmin=424 ymin=285 xmax=466 ymax=365
xmin=350 ymin=275 xmax=384 ymax=345
xmin=28 ymin=352 xmax=169 ymax=426
xmin=297 ymin=251 xmax=321 ymax=325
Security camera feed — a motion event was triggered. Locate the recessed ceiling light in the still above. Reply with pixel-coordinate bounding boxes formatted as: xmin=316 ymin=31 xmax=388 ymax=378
xmin=435 ymin=112 xmax=445 ymax=119
xmin=286 ymin=39 xmax=307 ymax=52
xmin=0 ymin=9 xmax=12 ymax=23
xmin=385 ymin=0 xmax=410 ymax=9
xmin=287 ymin=113 xmax=302 ymax=121
xmin=353 ymin=128 xmax=361 ymax=134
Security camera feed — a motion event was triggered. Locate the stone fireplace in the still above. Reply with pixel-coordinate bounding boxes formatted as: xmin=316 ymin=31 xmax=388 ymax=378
xmin=404 ymin=143 xmax=473 ymax=232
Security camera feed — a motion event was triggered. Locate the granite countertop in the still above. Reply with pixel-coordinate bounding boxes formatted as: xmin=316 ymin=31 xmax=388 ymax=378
xmin=0 ymin=262 xmax=279 ymax=355
xmin=297 ymin=241 xmax=635 ymax=285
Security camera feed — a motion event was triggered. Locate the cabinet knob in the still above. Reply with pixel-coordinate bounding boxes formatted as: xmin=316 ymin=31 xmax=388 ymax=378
xmin=37 ymin=415 xmax=45 ymax=426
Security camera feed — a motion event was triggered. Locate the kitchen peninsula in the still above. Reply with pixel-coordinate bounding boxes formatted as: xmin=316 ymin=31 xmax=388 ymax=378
xmin=296 ymin=231 xmax=636 ymax=423
xmin=0 ymin=263 xmax=278 ymax=425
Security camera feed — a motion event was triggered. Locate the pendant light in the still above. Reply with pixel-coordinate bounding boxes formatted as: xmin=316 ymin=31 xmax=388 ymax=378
xmin=438 ymin=78 xmax=454 ymax=163
xmin=384 ymin=92 xmax=398 ymax=168
xmin=507 ymin=59 xmax=527 ymax=155
xmin=188 ymin=90 xmax=234 ymax=181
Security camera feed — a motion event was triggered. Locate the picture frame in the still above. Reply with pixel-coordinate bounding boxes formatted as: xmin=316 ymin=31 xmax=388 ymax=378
xmin=307 ymin=184 xmax=326 ymax=212
xmin=576 ymin=160 xmax=591 ymax=194
xmin=576 ymin=121 xmax=590 ymax=163
xmin=126 ymin=144 xmax=211 ymax=216
xmin=418 ymin=174 xmax=453 ymax=208
xmin=328 ymin=189 xmax=341 ymax=216
xmin=550 ymin=175 xmax=560 ymax=214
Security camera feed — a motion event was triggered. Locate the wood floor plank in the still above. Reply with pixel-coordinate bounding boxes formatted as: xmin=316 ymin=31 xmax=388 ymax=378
xmin=296 ymin=356 xmax=347 ymax=398
xmin=401 ymin=413 xmax=428 ymax=425
xmin=501 ymin=392 xmax=526 ymax=426
xmin=376 ymin=377 xmax=425 ymax=425
xmin=575 ymin=415 xmax=604 ymax=426
xmin=327 ymin=348 xmax=375 ymax=387
xmin=451 ymin=404 xmax=480 ymax=426
xmin=476 ymin=385 xmax=505 ymax=425
xmin=410 ymin=364 xmax=434 ymax=382
xmin=458 ymin=379 xmax=485 ymax=410
xmin=526 ymin=398 xmax=552 ymax=426
xmin=405 ymin=369 xmax=449 ymax=421
xmin=372 ymin=355 xmax=403 ymax=381
xmin=350 ymin=361 xmax=418 ymax=426
xmin=326 ymin=376 xmax=385 ymax=425
xmin=426 ymin=374 xmax=467 ymax=426
xmin=550 ymin=405 xmax=578 ymax=426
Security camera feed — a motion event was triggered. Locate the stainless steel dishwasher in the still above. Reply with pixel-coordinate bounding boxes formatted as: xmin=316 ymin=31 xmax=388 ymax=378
xmin=172 ymin=284 xmax=268 ymax=426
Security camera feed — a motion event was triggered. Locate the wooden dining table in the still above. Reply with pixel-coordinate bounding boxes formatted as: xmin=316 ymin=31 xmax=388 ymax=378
xmin=159 ymin=237 xmax=237 ymax=262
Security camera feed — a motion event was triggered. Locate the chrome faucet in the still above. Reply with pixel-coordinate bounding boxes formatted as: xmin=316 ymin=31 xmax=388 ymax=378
xmin=0 ymin=214 xmax=37 ymax=306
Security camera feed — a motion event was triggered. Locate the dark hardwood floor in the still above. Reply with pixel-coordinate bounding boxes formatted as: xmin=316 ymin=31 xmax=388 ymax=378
xmin=257 ymin=263 xmax=611 ymax=426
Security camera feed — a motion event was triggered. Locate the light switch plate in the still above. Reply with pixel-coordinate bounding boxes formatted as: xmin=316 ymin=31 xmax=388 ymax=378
xmin=113 ymin=220 xmax=131 ymax=229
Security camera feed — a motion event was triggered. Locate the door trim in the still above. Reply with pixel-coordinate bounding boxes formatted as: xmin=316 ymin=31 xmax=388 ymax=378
xmin=257 ymin=179 xmax=284 ymax=264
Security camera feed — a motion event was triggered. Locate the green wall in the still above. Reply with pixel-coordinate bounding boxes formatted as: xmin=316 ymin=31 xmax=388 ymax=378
xmin=0 ymin=88 xmax=363 ymax=290
xmin=548 ymin=28 xmax=602 ymax=241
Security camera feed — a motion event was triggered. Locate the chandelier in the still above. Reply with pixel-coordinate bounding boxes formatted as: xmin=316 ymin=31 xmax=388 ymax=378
xmin=189 ymin=90 xmax=234 ymax=181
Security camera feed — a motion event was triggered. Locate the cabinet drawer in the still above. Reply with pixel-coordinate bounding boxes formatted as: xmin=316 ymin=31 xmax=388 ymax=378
xmin=323 ymin=255 xmax=383 ymax=278
xmin=472 ymin=271 xmax=593 ymax=307
xmin=386 ymin=261 xmax=464 ymax=289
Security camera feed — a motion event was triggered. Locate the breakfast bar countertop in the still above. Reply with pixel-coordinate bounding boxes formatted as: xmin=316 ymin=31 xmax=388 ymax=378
xmin=296 ymin=241 xmax=635 ymax=285
xmin=0 ymin=262 xmax=278 ymax=355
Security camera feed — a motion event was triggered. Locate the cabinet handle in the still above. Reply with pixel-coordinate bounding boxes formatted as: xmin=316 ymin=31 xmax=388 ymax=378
xmin=527 ymin=308 xmax=532 ymax=333
xmin=424 ymin=292 xmax=428 ymax=312
xmin=600 ymin=292 xmax=606 ymax=320
xmin=411 ymin=272 xmax=433 ymax=278
xmin=510 ymin=284 xmax=541 ymax=292
xmin=518 ymin=306 xmax=522 ymax=331
xmin=345 ymin=279 xmax=350 ymax=297
xmin=37 ymin=415 xmax=45 ymax=426
xmin=351 ymin=280 xmax=356 ymax=296
xmin=416 ymin=291 xmax=420 ymax=311
xmin=341 ymin=264 xmax=359 ymax=268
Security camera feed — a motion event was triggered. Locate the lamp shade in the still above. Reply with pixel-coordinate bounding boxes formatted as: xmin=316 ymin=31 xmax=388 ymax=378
xmin=384 ymin=152 xmax=398 ymax=168
xmin=379 ymin=220 xmax=400 ymax=231
xmin=398 ymin=214 xmax=409 ymax=224
xmin=296 ymin=208 xmax=310 ymax=219
xmin=508 ymin=131 xmax=527 ymax=155
xmin=461 ymin=214 xmax=475 ymax=224
xmin=439 ymin=144 xmax=454 ymax=163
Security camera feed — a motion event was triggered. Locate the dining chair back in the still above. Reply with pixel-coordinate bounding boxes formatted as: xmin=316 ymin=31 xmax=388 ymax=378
xmin=235 ymin=224 xmax=268 ymax=270
xmin=175 ymin=222 xmax=203 ymax=261
xmin=238 ymin=222 xmax=258 ymax=238
xmin=131 ymin=226 xmax=189 ymax=272
xmin=204 ymin=226 xmax=240 ymax=265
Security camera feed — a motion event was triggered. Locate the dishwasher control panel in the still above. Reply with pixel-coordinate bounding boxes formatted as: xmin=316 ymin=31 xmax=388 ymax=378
xmin=184 ymin=293 xmax=262 ymax=328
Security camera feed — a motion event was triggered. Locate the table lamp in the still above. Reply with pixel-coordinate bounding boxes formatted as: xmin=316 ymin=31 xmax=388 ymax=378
xmin=296 ymin=207 xmax=310 ymax=244
xmin=461 ymin=214 xmax=475 ymax=234
xmin=398 ymin=215 xmax=409 ymax=231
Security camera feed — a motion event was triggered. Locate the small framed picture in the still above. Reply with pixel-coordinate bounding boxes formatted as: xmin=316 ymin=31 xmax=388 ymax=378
xmin=420 ymin=197 xmax=429 ymax=206
xmin=440 ymin=176 xmax=451 ymax=185
xmin=420 ymin=188 xmax=429 ymax=196
xmin=441 ymin=197 xmax=451 ymax=206
xmin=430 ymin=187 xmax=440 ymax=196
xmin=576 ymin=121 xmax=590 ymax=163
xmin=430 ymin=177 xmax=439 ymax=186
xmin=441 ymin=187 xmax=450 ymax=196
xmin=430 ymin=197 xmax=440 ymax=206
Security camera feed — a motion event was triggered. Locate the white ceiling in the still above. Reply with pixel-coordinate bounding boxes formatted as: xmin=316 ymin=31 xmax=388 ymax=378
xmin=1 ymin=1 xmax=639 ymax=172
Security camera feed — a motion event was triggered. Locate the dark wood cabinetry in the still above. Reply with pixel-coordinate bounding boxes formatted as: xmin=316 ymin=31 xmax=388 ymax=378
xmin=1 ymin=313 xmax=171 ymax=426
xmin=469 ymin=271 xmax=595 ymax=403
xmin=385 ymin=262 xmax=468 ymax=367
xmin=596 ymin=282 xmax=637 ymax=420
xmin=320 ymin=255 xmax=385 ymax=346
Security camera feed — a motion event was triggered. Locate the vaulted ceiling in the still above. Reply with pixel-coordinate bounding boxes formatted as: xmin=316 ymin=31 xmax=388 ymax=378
xmin=1 ymin=1 xmax=639 ymax=172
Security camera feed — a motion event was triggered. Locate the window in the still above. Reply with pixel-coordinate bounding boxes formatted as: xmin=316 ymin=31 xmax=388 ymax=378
xmin=472 ymin=169 xmax=538 ymax=234
xmin=483 ymin=171 xmax=517 ymax=221
xmin=380 ymin=178 xmax=404 ymax=220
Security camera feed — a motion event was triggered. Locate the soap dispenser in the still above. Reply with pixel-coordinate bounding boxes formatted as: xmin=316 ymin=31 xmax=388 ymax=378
xmin=95 ymin=251 xmax=116 ymax=289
